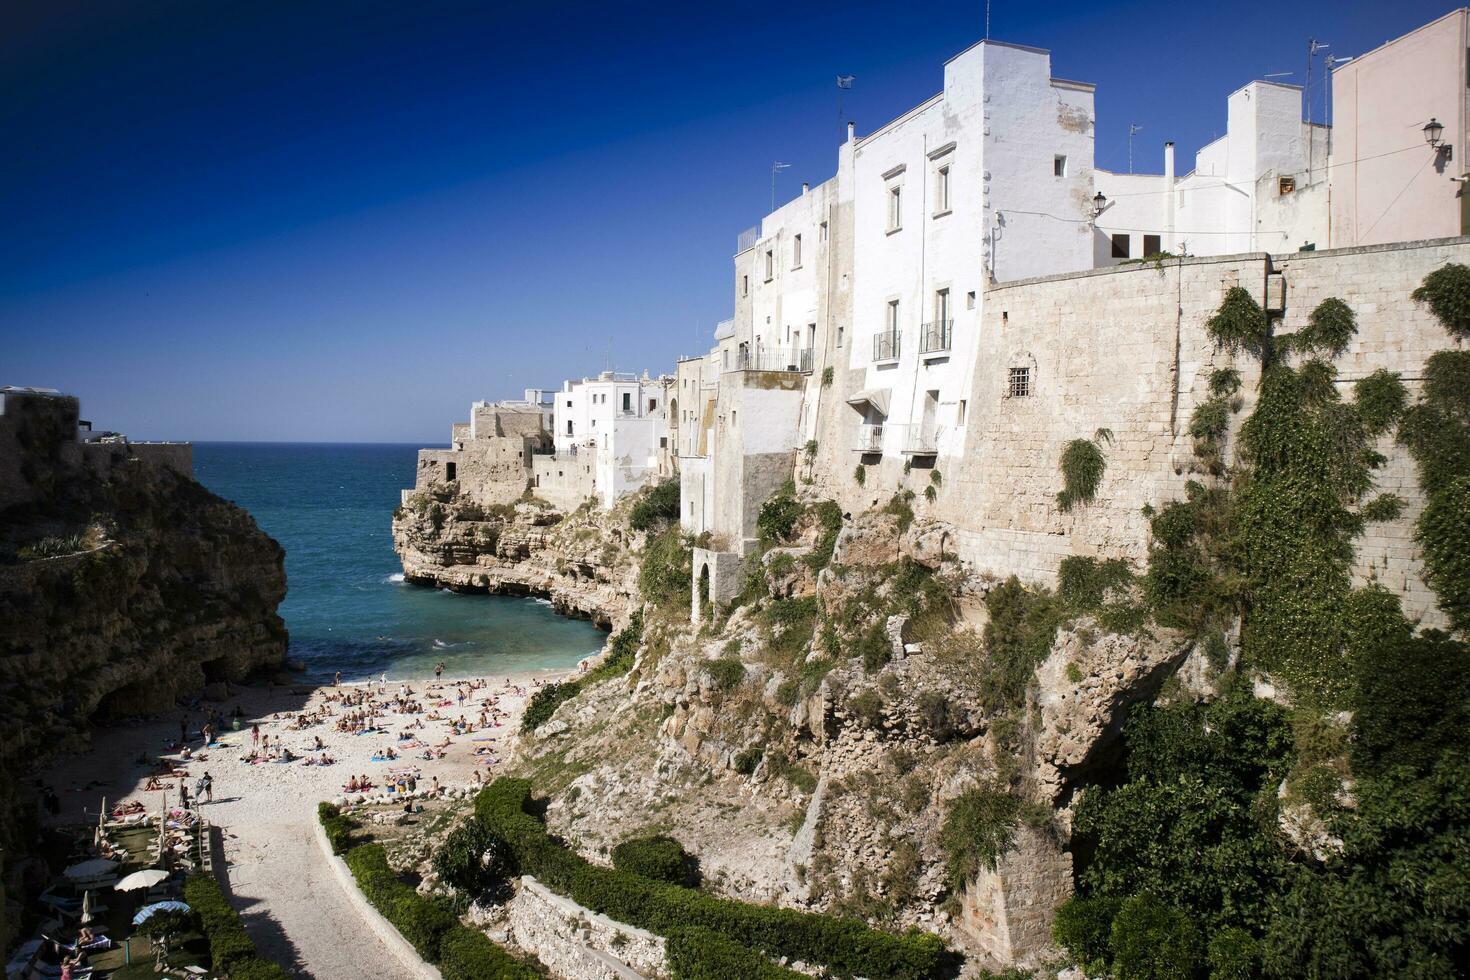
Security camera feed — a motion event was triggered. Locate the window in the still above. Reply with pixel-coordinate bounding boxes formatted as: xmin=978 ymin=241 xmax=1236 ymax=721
xmin=660 ymin=437 xmax=667 ymax=448
xmin=957 ymin=399 xmax=968 ymax=425
xmin=1054 ymin=155 xmax=1068 ymax=177
xmin=1278 ymin=175 xmax=1296 ymax=195
xmin=1110 ymin=234 xmax=1131 ymax=259
xmin=566 ymin=420 xmax=573 ymax=435
xmin=649 ymin=398 xmax=657 ymax=412
xmin=837 ymin=326 xmax=845 ymax=347
xmin=935 ymin=165 xmax=951 ymax=213
xmin=731 ymin=410 xmax=738 ymax=425
xmin=935 ymin=288 xmax=951 ymax=323
xmin=765 ymin=250 xmax=774 ymax=281
xmin=1009 ymin=367 xmax=1031 ymax=398
xmin=565 ymin=400 xmax=572 ymax=408
xmin=888 ymin=185 xmax=902 ymax=232
xmin=445 ymin=462 xmax=457 ymax=482
xmin=820 ymin=220 xmax=829 ymax=241
xmin=743 ymin=275 xmax=748 ymax=296
xmin=887 ymin=299 xmax=900 ymax=333
xmin=1143 ymin=234 xmax=1162 ymax=257
xmin=622 ymin=392 xmax=632 ymax=412
xmin=792 ymin=234 xmax=802 ymax=268
xmin=966 ymin=290 xmax=977 ymax=310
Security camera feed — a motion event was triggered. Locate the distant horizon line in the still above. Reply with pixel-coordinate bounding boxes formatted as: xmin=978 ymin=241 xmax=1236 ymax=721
xmin=185 ymin=439 xmax=448 ymax=447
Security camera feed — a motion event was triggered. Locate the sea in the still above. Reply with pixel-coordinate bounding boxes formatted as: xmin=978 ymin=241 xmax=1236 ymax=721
xmin=192 ymin=443 xmax=607 ymax=684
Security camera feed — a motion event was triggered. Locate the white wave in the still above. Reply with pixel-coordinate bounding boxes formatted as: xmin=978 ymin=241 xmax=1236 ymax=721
xmin=533 ymin=597 xmax=553 ymax=606
xmin=383 ymin=572 xmax=405 ymax=585
xmin=433 ymin=639 xmax=450 ymax=649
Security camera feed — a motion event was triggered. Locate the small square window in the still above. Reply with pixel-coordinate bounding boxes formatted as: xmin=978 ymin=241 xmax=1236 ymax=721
xmin=792 ymin=233 xmax=802 ymax=268
xmin=765 ymin=250 xmax=774 ymax=281
xmin=837 ymin=326 xmax=845 ymax=347
xmin=1143 ymin=234 xmax=1162 ymax=257
xmin=820 ymin=220 xmax=829 ymax=241
xmin=888 ymin=185 xmax=903 ymax=232
xmin=935 ymin=165 xmax=951 ymax=213
xmin=1110 ymin=233 xmax=1131 ymax=259
xmin=1054 ymin=155 xmax=1068 ymax=177
xmin=966 ymin=290 xmax=976 ymax=311
xmin=1008 ymin=367 xmax=1031 ymax=398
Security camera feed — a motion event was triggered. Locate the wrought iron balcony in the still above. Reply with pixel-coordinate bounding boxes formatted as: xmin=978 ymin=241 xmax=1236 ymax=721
xmin=901 ymin=422 xmax=943 ymax=455
xmin=873 ymin=331 xmax=901 ymax=362
xmin=854 ymin=423 xmax=884 ymax=453
xmin=733 ymin=346 xmax=812 ymax=373
xmin=919 ymin=319 xmax=953 ymax=356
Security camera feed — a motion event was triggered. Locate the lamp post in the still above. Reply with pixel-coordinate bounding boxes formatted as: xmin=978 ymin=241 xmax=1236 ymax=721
xmin=1424 ymin=118 xmax=1445 ymax=148
xmin=1091 ymin=192 xmax=1108 ymax=218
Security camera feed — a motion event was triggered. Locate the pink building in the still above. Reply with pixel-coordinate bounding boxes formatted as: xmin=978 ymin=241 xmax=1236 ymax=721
xmin=1331 ymin=8 xmax=1470 ymax=246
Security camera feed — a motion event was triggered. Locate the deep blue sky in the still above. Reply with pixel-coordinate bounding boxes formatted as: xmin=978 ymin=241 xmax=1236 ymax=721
xmin=1 ymin=0 xmax=1453 ymax=441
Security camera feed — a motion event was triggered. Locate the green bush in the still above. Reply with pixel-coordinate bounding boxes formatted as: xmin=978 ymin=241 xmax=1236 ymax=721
xmin=438 ymin=927 xmax=540 ymax=979
xmin=1057 ymin=556 xmax=1134 ymax=610
xmin=183 ymin=873 xmax=286 ymax=975
xmin=1207 ymin=926 xmax=1260 ymax=980
xmin=1353 ymin=369 xmax=1407 ymax=436
xmin=757 ymin=481 xmax=803 ymax=546
xmin=978 ymin=577 xmax=1064 ymax=712
xmin=640 ymin=528 xmax=692 ymax=607
xmin=630 ymin=479 xmax=681 ymax=531
xmin=521 ymin=682 xmax=577 ymax=733
xmin=345 ymin=844 xmax=455 ymax=962
xmin=1417 ymin=475 xmax=1470 ymax=633
xmin=522 ymin=615 xmax=643 ymax=732
xmin=1207 ymin=286 xmax=1270 ymax=360
xmin=1293 ymin=297 xmax=1357 ymax=358
xmin=476 ymin=779 xmax=947 ymax=980
xmin=611 ymin=835 xmax=699 ymax=887
xmin=666 ymin=926 xmax=805 ymax=979
xmin=318 ymin=801 xmax=356 ymax=854
xmin=854 ymin=464 xmax=866 ymax=486
xmin=1412 ymin=262 xmax=1470 ymax=339
xmin=433 ymin=818 xmax=516 ymax=899
xmin=1110 ymin=893 xmax=1202 ymax=980
xmin=806 ymin=501 xmax=844 ymax=571
xmin=1057 ymin=438 xmax=1106 ymax=511
xmin=704 ymin=658 xmax=745 ymax=693
xmin=1053 ymin=895 xmax=1122 ymax=972
xmin=938 ymin=784 xmax=1038 ymax=889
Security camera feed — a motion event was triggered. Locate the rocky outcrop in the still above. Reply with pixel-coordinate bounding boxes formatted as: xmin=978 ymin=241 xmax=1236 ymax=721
xmin=0 ymin=398 xmax=287 ymax=946
xmin=392 ymin=491 xmax=637 ymax=629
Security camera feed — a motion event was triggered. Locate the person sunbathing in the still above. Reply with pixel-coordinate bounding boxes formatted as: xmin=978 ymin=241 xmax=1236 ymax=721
xmin=345 ymin=776 xmax=361 ymax=792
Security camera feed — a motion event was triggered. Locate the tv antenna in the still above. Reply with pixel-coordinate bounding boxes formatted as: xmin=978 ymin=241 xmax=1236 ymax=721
xmin=1128 ymin=124 xmax=1143 ymax=174
xmin=1306 ymin=40 xmax=1329 ymax=178
xmin=771 ymin=161 xmax=791 ymax=212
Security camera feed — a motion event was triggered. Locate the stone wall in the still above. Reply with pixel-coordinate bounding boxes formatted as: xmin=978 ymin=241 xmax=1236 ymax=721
xmin=532 ymin=452 xmax=596 ymax=511
xmin=805 ymin=236 xmax=1470 ymax=629
xmin=507 ymin=876 xmax=665 ymax=979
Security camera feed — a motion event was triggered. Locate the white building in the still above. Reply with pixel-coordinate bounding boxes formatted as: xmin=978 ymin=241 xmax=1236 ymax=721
xmin=550 ymin=372 xmax=671 ymax=509
xmin=1094 ymin=81 xmax=1331 ymax=260
xmin=845 ymin=39 xmax=1097 ymax=467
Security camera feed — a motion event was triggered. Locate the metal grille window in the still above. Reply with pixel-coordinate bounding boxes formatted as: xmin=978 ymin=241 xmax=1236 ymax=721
xmin=1008 ymin=367 xmax=1031 ymax=398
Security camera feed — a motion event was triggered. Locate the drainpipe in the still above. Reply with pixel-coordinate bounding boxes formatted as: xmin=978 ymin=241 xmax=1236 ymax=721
xmin=1164 ymin=142 xmax=1176 ymax=251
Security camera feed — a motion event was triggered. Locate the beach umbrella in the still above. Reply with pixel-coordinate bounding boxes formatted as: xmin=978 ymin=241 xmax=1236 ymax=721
xmin=115 ymin=869 xmax=169 ymax=892
xmin=63 ymin=858 xmax=117 ymax=880
xmin=99 ymin=796 xmax=107 ymax=832
xmin=132 ymin=900 xmax=189 ymax=926
xmin=80 ymin=889 xmax=95 ymax=925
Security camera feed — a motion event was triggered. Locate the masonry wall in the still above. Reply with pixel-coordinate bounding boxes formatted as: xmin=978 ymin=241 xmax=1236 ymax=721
xmin=532 ymin=452 xmax=596 ymax=511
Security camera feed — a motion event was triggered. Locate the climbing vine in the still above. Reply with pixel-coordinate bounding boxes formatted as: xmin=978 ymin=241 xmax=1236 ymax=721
xmin=1057 ymin=428 xmax=1114 ymax=512
xmin=1206 ymin=286 xmax=1271 ymax=361
xmin=1411 ymin=261 xmax=1470 ymax=338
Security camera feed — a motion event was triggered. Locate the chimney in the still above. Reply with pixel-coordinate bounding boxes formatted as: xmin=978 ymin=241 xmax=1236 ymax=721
xmin=1164 ymin=142 xmax=1176 ymax=249
xmin=847 ymin=122 xmax=855 ymax=143
xmin=802 ymin=182 xmax=810 ymax=195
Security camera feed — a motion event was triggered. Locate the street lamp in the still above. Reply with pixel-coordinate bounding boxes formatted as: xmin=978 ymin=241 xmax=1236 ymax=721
xmin=1424 ymin=118 xmax=1445 ymax=148
xmin=1091 ymin=191 xmax=1108 ymax=217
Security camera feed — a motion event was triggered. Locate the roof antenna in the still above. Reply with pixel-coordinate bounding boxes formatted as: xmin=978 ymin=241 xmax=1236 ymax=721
xmin=1129 ymin=123 xmax=1143 ymax=174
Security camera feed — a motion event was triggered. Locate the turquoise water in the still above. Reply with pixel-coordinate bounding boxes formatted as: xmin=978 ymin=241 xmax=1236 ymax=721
xmin=192 ymin=443 xmax=606 ymax=683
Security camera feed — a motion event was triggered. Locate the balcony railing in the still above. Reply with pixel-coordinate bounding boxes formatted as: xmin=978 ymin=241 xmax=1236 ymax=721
xmin=854 ymin=423 xmax=884 ymax=453
xmin=919 ymin=320 xmax=953 ymax=356
xmin=734 ymin=346 xmax=812 ymax=373
xmin=901 ymin=422 xmax=944 ymax=455
xmin=873 ymin=330 xmax=901 ymax=362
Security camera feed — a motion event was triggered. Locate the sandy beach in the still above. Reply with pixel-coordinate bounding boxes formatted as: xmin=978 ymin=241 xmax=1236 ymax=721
xmin=39 ymin=667 xmax=573 ymax=978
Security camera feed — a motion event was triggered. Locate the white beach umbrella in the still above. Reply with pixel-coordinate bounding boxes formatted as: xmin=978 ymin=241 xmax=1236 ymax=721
xmin=80 ymin=889 xmax=95 ymax=925
xmin=115 ymin=869 xmax=169 ymax=892
xmin=63 ymin=858 xmax=117 ymax=880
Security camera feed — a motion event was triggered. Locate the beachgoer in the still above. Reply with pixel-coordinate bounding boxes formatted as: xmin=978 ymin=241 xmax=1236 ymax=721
xmin=201 ymin=771 xmax=213 ymax=803
xmin=435 ymin=662 xmax=444 ymax=681
xmin=179 ymin=715 xmax=189 ymax=744
xmin=251 ymin=723 xmax=260 ymax=747
xmin=334 ymin=671 xmax=342 ymax=686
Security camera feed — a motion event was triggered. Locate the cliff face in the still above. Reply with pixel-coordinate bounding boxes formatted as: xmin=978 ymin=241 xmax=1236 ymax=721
xmin=391 ymin=488 xmax=639 ymax=630
xmin=0 ymin=465 xmax=288 ymax=761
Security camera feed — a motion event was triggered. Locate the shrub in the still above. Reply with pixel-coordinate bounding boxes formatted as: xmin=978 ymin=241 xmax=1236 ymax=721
xmin=611 ymin=835 xmax=699 ymax=887
xmin=438 ymin=927 xmax=540 ymax=980
xmin=1057 ymin=429 xmax=1112 ymax=511
xmin=757 ymin=482 xmax=803 ymax=545
xmin=639 ymin=529 xmax=692 ymax=607
xmin=630 ymin=479 xmax=681 ymax=531
xmin=433 ymin=818 xmax=516 ymax=900
xmin=733 ymin=745 xmax=764 ymax=774
xmin=939 ymin=785 xmax=1037 ymax=889
xmin=521 ymin=682 xmax=577 ymax=733
xmin=848 ymin=688 xmax=885 ymax=727
xmin=1110 ymin=893 xmax=1202 ymax=980
xmin=854 ymin=464 xmax=866 ymax=486
xmin=1190 ymin=399 xmax=1230 ymax=442
xmin=1208 ymin=368 xmax=1242 ymax=398
xmin=318 ymin=801 xmax=356 ymax=854
xmin=345 ymin=844 xmax=456 ymax=962
xmin=979 ymin=577 xmax=1064 ymax=712
xmin=1359 ymin=493 xmax=1405 ymax=523
xmin=821 ymin=366 xmax=834 ymax=387
xmin=1207 ymin=286 xmax=1270 ymax=359
xmin=522 ymin=614 xmax=643 ymax=732
xmin=1417 ymin=475 xmax=1470 ymax=633
xmin=183 ymin=873 xmax=286 ymax=975
xmin=475 ymin=779 xmax=947 ymax=980
xmin=805 ymin=501 xmax=843 ymax=571
xmin=704 ymin=658 xmax=745 ymax=693
xmin=1207 ymin=927 xmax=1259 ymax=980
xmin=1057 ymin=556 xmax=1134 ymax=610
xmin=666 ymin=926 xmax=804 ymax=979
xmin=883 ymin=491 xmax=916 ymax=531
xmin=766 ymin=751 xmax=818 ymax=793
xmin=1412 ymin=262 xmax=1470 ymax=338
xmin=1293 ymin=297 xmax=1357 ymax=358
xmin=1053 ymin=895 xmax=1122 ymax=972
xmin=1353 ymin=369 xmax=1408 ymax=436
xmin=1351 ymin=626 xmax=1470 ymax=779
